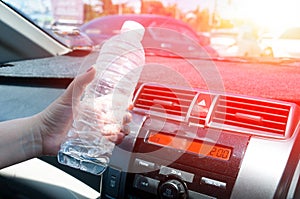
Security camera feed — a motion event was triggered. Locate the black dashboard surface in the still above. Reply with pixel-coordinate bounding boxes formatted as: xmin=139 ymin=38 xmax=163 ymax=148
xmin=1 ymin=54 xmax=299 ymax=130
xmin=1 ymin=54 xmax=300 ymax=105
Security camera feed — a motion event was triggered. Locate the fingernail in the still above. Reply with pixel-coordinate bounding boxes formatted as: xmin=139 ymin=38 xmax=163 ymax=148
xmin=122 ymin=125 xmax=130 ymax=135
xmin=86 ymin=66 xmax=94 ymax=72
xmin=123 ymin=113 xmax=132 ymax=124
xmin=128 ymin=104 xmax=134 ymax=111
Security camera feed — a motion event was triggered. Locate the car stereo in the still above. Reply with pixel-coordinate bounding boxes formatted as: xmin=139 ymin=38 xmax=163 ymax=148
xmin=101 ymin=83 xmax=300 ymax=199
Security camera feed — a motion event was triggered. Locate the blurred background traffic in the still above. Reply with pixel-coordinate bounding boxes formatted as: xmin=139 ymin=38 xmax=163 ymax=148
xmin=4 ymin=0 xmax=300 ymax=58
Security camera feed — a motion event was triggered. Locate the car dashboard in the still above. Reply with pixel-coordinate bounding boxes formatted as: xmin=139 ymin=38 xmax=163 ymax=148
xmin=0 ymin=53 xmax=299 ymax=199
xmin=102 ymin=82 xmax=299 ymax=199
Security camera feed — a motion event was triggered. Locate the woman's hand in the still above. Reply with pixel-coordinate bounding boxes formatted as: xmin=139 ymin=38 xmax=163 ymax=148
xmin=38 ymin=67 xmax=131 ymax=156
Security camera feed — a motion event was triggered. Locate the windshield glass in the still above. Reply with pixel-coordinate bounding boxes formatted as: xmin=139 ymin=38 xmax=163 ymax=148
xmin=2 ymin=0 xmax=300 ymax=60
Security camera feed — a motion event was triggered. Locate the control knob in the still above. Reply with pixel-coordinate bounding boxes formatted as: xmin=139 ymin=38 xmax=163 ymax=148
xmin=158 ymin=179 xmax=188 ymax=199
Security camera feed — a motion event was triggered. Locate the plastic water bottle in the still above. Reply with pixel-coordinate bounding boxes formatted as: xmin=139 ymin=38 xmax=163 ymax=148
xmin=57 ymin=21 xmax=145 ymax=175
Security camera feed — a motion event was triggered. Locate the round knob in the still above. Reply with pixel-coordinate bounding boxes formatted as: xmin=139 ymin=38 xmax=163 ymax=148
xmin=158 ymin=179 xmax=188 ymax=199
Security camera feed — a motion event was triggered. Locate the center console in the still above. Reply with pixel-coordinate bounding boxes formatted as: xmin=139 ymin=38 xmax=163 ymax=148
xmin=101 ymin=83 xmax=300 ymax=199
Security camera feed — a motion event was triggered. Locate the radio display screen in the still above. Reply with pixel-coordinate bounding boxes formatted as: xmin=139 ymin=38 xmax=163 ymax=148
xmin=147 ymin=131 xmax=232 ymax=161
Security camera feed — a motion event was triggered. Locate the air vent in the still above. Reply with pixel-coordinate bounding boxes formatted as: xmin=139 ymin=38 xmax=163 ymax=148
xmin=211 ymin=95 xmax=291 ymax=138
xmin=134 ymin=84 xmax=196 ymax=119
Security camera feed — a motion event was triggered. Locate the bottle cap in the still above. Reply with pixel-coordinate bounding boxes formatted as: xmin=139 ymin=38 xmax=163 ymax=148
xmin=121 ymin=20 xmax=145 ymax=41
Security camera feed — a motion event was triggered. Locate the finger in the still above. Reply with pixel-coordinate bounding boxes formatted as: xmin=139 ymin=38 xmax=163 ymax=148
xmin=128 ymin=103 xmax=134 ymax=111
xmin=121 ymin=124 xmax=130 ymax=136
xmin=122 ymin=112 xmax=132 ymax=125
xmin=107 ymin=132 xmax=125 ymax=144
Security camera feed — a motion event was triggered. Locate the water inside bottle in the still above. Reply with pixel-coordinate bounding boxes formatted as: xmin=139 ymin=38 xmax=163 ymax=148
xmin=57 ymin=137 xmax=113 ymax=175
xmin=57 ymin=96 xmax=119 ymax=175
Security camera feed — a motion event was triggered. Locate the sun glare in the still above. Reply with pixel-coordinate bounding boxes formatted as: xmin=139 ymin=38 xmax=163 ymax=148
xmin=238 ymin=0 xmax=300 ymax=32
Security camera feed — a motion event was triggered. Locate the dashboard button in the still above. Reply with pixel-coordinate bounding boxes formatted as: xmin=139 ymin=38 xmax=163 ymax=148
xmin=200 ymin=177 xmax=226 ymax=189
xmin=133 ymin=174 xmax=160 ymax=195
xmin=159 ymin=166 xmax=194 ymax=183
xmin=135 ymin=158 xmax=155 ymax=169
xmin=106 ymin=167 xmax=121 ymax=198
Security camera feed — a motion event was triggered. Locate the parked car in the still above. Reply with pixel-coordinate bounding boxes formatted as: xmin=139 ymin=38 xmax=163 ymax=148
xmin=260 ymin=27 xmax=300 ymax=58
xmin=210 ymin=28 xmax=262 ymax=57
xmin=48 ymin=27 xmax=94 ymax=52
xmin=80 ymin=14 xmax=219 ymax=58
xmin=210 ymin=28 xmax=238 ymax=57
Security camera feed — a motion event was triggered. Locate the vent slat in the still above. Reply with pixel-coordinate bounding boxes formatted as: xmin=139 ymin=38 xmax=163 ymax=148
xmin=135 ymin=104 xmax=183 ymax=115
xmin=219 ymin=98 xmax=290 ymax=112
xmin=136 ymin=98 xmax=191 ymax=109
xmin=216 ymin=105 xmax=288 ymax=119
xmin=214 ymin=111 xmax=287 ymax=125
xmin=140 ymin=93 xmax=192 ymax=104
xmin=189 ymin=116 xmax=206 ymax=121
xmin=212 ymin=95 xmax=291 ymax=137
xmin=213 ymin=114 xmax=287 ymax=129
xmin=134 ymin=84 xmax=196 ymax=118
xmin=143 ymin=87 xmax=196 ymax=98
xmin=212 ymin=118 xmax=285 ymax=133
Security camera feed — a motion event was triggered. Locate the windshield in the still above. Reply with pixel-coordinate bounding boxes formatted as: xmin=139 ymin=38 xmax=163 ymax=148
xmin=2 ymin=0 xmax=300 ymax=60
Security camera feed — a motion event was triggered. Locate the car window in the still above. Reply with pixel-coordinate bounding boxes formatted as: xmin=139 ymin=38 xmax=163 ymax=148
xmin=3 ymin=0 xmax=300 ymax=59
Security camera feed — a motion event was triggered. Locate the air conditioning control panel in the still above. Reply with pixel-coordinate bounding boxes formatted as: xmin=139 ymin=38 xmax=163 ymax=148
xmin=101 ymin=83 xmax=300 ymax=199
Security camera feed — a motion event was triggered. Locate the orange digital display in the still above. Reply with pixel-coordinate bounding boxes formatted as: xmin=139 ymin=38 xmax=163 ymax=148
xmin=147 ymin=132 xmax=232 ymax=161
